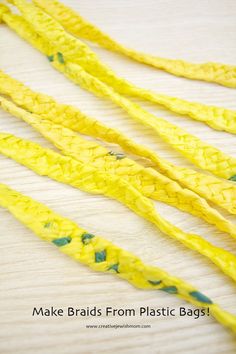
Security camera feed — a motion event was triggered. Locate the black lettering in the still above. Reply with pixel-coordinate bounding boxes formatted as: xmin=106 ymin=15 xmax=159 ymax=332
xmin=68 ymin=307 xmax=74 ymax=316
xmin=32 ymin=307 xmax=43 ymax=316
xmin=179 ymin=307 xmax=186 ymax=316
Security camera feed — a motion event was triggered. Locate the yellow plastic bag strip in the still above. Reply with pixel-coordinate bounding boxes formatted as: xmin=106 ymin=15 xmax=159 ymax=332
xmin=1 ymin=95 xmax=236 ymax=239
xmin=2 ymin=2 xmax=236 ymax=179
xmin=7 ymin=1 xmax=227 ymax=134
xmin=0 ymin=132 xmax=236 ymax=284
xmin=0 ymin=69 xmax=235 ymax=215
xmin=1 ymin=183 xmax=236 ymax=333
xmin=32 ymin=0 xmax=236 ymax=89
xmin=28 ymin=0 xmax=236 ymax=134
xmin=64 ymin=62 xmax=236 ymax=179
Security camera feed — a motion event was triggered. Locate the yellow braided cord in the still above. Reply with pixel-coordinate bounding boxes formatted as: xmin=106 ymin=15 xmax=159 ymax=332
xmin=0 ymin=184 xmax=235 ymax=333
xmin=2 ymin=1 xmax=236 ymax=178
xmin=26 ymin=1 xmax=236 ymax=134
xmin=0 ymin=69 xmax=235 ymax=215
xmin=1 ymin=95 xmax=236 ymax=240
xmin=32 ymin=0 xmax=236 ymax=89
xmin=66 ymin=63 xmax=236 ymax=179
xmin=0 ymin=132 xmax=236 ymax=284
xmin=5 ymin=1 xmax=236 ymax=137
xmin=6 ymin=2 xmax=226 ymax=134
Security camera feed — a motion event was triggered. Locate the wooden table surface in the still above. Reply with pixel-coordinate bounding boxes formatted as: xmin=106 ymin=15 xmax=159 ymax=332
xmin=0 ymin=1 xmax=236 ymax=353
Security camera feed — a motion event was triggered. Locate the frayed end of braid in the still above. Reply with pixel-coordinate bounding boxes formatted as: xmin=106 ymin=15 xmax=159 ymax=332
xmin=0 ymin=5 xmax=10 ymax=23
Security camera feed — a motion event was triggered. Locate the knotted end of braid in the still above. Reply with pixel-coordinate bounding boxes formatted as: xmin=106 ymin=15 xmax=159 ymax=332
xmin=0 ymin=5 xmax=10 ymax=23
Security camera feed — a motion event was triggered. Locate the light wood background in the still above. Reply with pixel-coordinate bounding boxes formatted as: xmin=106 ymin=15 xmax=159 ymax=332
xmin=0 ymin=1 xmax=236 ymax=353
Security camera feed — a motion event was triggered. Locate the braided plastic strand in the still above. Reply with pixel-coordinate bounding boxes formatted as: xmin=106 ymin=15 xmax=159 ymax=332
xmin=1 ymin=95 xmax=236 ymax=239
xmin=0 ymin=183 xmax=236 ymax=333
xmin=3 ymin=1 xmax=236 ymax=178
xmin=32 ymin=0 xmax=236 ymax=89
xmin=25 ymin=0 xmax=233 ymax=134
xmin=64 ymin=62 xmax=236 ymax=179
xmin=0 ymin=132 xmax=236 ymax=283
xmin=0 ymin=69 xmax=235 ymax=215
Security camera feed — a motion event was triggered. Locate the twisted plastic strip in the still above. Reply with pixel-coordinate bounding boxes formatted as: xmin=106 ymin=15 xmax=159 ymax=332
xmin=31 ymin=0 xmax=236 ymax=89
xmin=2 ymin=2 xmax=236 ymax=178
xmin=0 ymin=69 xmax=235 ymax=215
xmin=1 ymin=95 xmax=236 ymax=240
xmin=1 ymin=183 xmax=236 ymax=333
xmin=0 ymin=132 xmax=236 ymax=283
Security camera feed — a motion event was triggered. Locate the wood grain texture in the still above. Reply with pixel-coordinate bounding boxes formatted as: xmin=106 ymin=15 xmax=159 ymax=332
xmin=0 ymin=1 xmax=236 ymax=353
